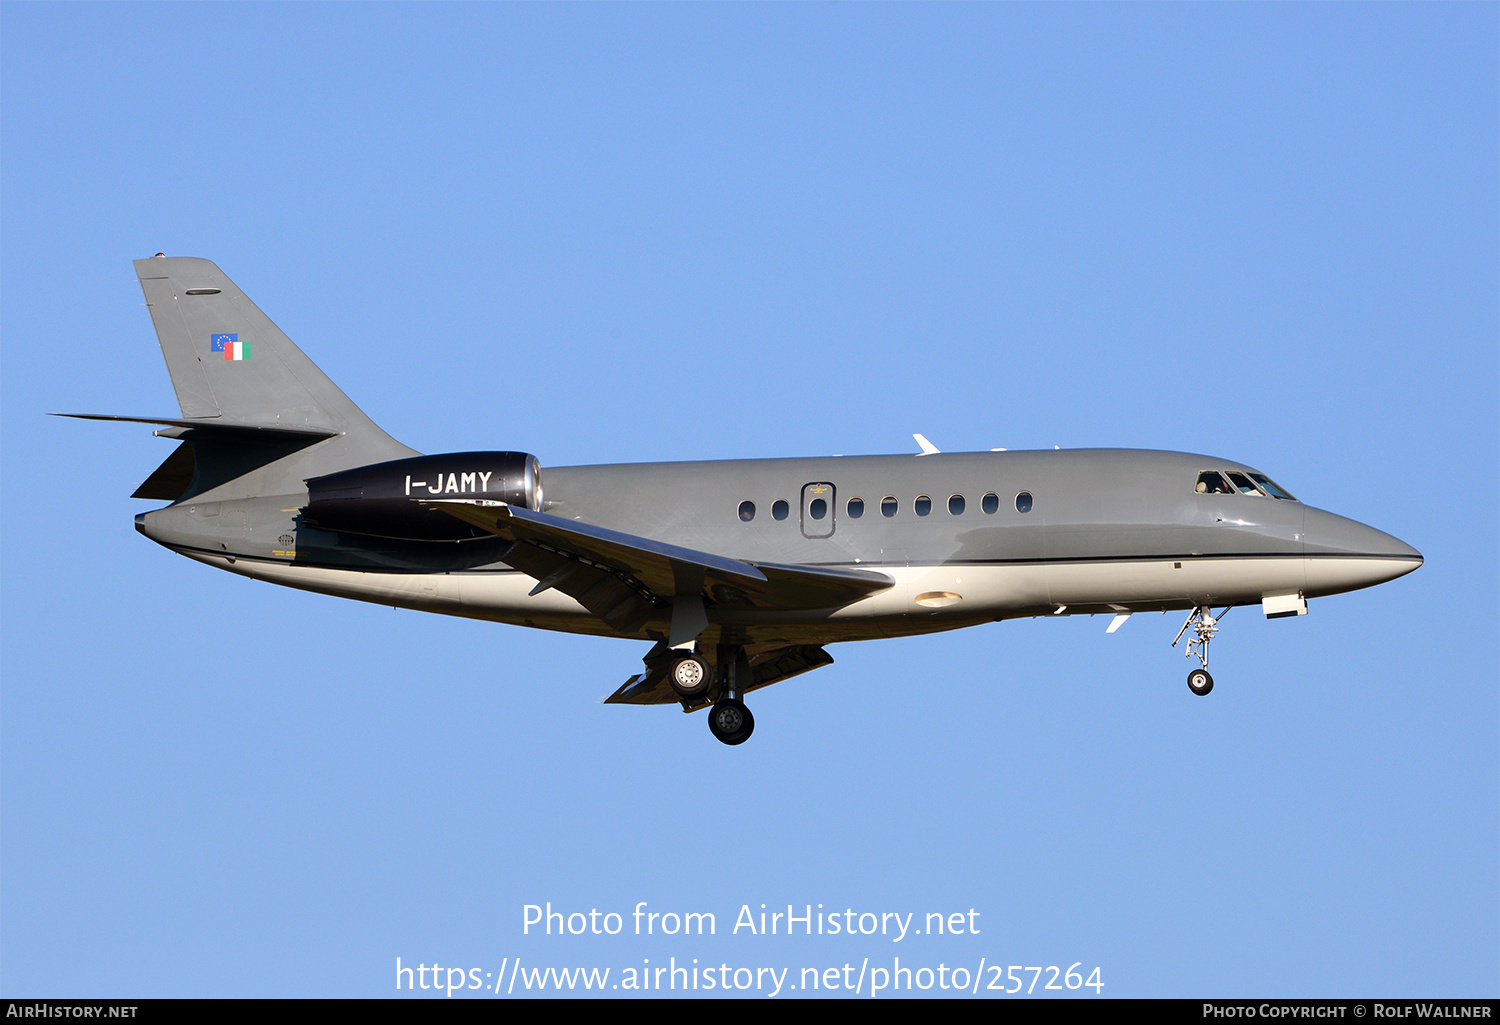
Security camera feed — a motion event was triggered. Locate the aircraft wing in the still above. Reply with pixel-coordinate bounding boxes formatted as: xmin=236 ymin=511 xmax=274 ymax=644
xmin=425 ymin=500 xmax=893 ymax=635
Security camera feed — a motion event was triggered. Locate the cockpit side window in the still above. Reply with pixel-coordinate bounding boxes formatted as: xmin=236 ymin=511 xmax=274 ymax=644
xmin=1195 ymin=471 xmax=1234 ymax=495
xmin=1249 ymin=473 xmax=1297 ymax=501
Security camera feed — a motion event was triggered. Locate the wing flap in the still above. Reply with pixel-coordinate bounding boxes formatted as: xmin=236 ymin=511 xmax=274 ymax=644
xmin=605 ymin=644 xmax=836 ymax=707
xmin=486 ymin=524 xmax=661 ymax=633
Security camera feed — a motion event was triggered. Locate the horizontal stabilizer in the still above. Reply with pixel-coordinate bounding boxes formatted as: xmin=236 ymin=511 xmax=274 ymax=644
xmin=54 ymin=413 xmax=339 ymax=439
xmin=60 ymin=412 xmax=341 ymax=503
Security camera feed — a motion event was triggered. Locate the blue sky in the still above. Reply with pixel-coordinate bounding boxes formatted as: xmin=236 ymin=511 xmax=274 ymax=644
xmin=2 ymin=3 xmax=1495 ymax=998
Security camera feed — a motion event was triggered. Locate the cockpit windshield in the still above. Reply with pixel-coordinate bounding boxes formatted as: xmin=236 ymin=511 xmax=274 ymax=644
xmin=1225 ymin=471 xmax=1262 ymax=496
xmin=1195 ymin=469 xmax=1297 ymax=501
xmin=1248 ymin=472 xmax=1296 ymax=501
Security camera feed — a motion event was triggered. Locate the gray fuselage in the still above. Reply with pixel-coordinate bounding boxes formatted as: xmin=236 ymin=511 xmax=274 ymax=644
xmin=138 ymin=446 xmax=1421 ymax=649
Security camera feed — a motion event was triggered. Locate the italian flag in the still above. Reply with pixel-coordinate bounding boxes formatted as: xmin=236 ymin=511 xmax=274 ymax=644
xmin=224 ymin=340 xmax=251 ymax=360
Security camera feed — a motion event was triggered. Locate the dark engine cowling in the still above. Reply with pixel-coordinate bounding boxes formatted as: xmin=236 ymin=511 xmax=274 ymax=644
xmin=303 ymin=451 xmax=542 ymax=541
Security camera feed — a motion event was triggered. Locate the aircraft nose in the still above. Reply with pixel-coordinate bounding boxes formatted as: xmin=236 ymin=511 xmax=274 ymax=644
xmin=1303 ymin=507 xmax=1422 ymax=597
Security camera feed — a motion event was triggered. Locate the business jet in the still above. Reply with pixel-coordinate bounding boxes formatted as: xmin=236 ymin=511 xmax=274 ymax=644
xmin=63 ymin=257 xmax=1423 ymax=745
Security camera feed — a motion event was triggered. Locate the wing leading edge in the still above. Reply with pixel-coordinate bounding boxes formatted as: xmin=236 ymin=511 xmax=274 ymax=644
xmin=425 ymin=500 xmax=893 ymax=637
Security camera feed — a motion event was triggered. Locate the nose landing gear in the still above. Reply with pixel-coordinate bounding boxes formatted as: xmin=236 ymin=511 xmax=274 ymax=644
xmin=1173 ymin=605 xmax=1231 ymax=696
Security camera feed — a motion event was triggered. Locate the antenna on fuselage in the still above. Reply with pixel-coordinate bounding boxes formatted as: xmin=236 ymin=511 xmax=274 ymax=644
xmin=913 ymin=434 xmax=940 ymax=456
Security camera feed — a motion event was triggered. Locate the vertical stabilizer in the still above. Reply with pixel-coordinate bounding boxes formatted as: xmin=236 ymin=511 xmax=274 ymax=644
xmin=131 ymin=256 xmax=418 ymax=497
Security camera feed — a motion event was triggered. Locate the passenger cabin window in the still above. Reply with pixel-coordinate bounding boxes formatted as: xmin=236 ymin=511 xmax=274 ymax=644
xmin=1015 ymin=491 xmax=1033 ymax=513
xmin=847 ymin=497 xmax=864 ymax=519
xmin=915 ymin=495 xmax=932 ymax=516
xmin=981 ymin=493 xmax=999 ymax=514
xmin=772 ymin=500 xmax=789 ymax=520
xmin=948 ymin=494 xmax=965 ymax=515
xmin=809 ymin=498 xmax=827 ymax=520
xmin=881 ymin=497 xmax=898 ymax=518
xmin=738 ymin=500 xmax=755 ymax=522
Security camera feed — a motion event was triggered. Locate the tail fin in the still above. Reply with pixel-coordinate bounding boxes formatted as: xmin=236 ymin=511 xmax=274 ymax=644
xmin=66 ymin=257 xmax=418 ymax=502
xmin=135 ymin=256 xmax=407 ymax=438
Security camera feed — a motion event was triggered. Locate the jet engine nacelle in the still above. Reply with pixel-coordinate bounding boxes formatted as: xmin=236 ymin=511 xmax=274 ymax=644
xmin=303 ymin=451 xmax=542 ymax=541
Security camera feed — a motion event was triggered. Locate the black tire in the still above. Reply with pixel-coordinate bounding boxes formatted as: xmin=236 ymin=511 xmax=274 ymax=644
xmin=1187 ymin=668 xmax=1214 ymax=696
xmin=669 ymin=655 xmax=712 ymax=700
xmin=708 ymin=698 xmax=755 ymax=746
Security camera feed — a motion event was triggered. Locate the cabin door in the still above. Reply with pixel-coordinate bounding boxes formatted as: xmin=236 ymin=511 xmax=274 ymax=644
xmin=800 ymin=482 xmax=836 ymax=539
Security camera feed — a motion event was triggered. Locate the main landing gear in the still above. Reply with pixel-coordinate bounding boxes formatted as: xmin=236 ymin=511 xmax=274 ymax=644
xmin=1173 ymin=605 xmax=1231 ymax=697
xmin=665 ymin=644 xmax=756 ymax=745
xmin=668 ymin=653 xmax=712 ymax=702
xmin=708 ymin=698 xmax=754 ymax=746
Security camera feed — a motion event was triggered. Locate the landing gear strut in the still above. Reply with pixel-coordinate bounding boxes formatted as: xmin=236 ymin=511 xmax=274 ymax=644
xmin=707 ymin=643 xmax=755 ymax=746
xmin=1173 ymin=605 xmax=1231 ymax=697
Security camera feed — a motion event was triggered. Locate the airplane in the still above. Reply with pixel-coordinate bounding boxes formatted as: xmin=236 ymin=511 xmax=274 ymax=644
xmin=63 ymin=256 xmax=1424 ymax=745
